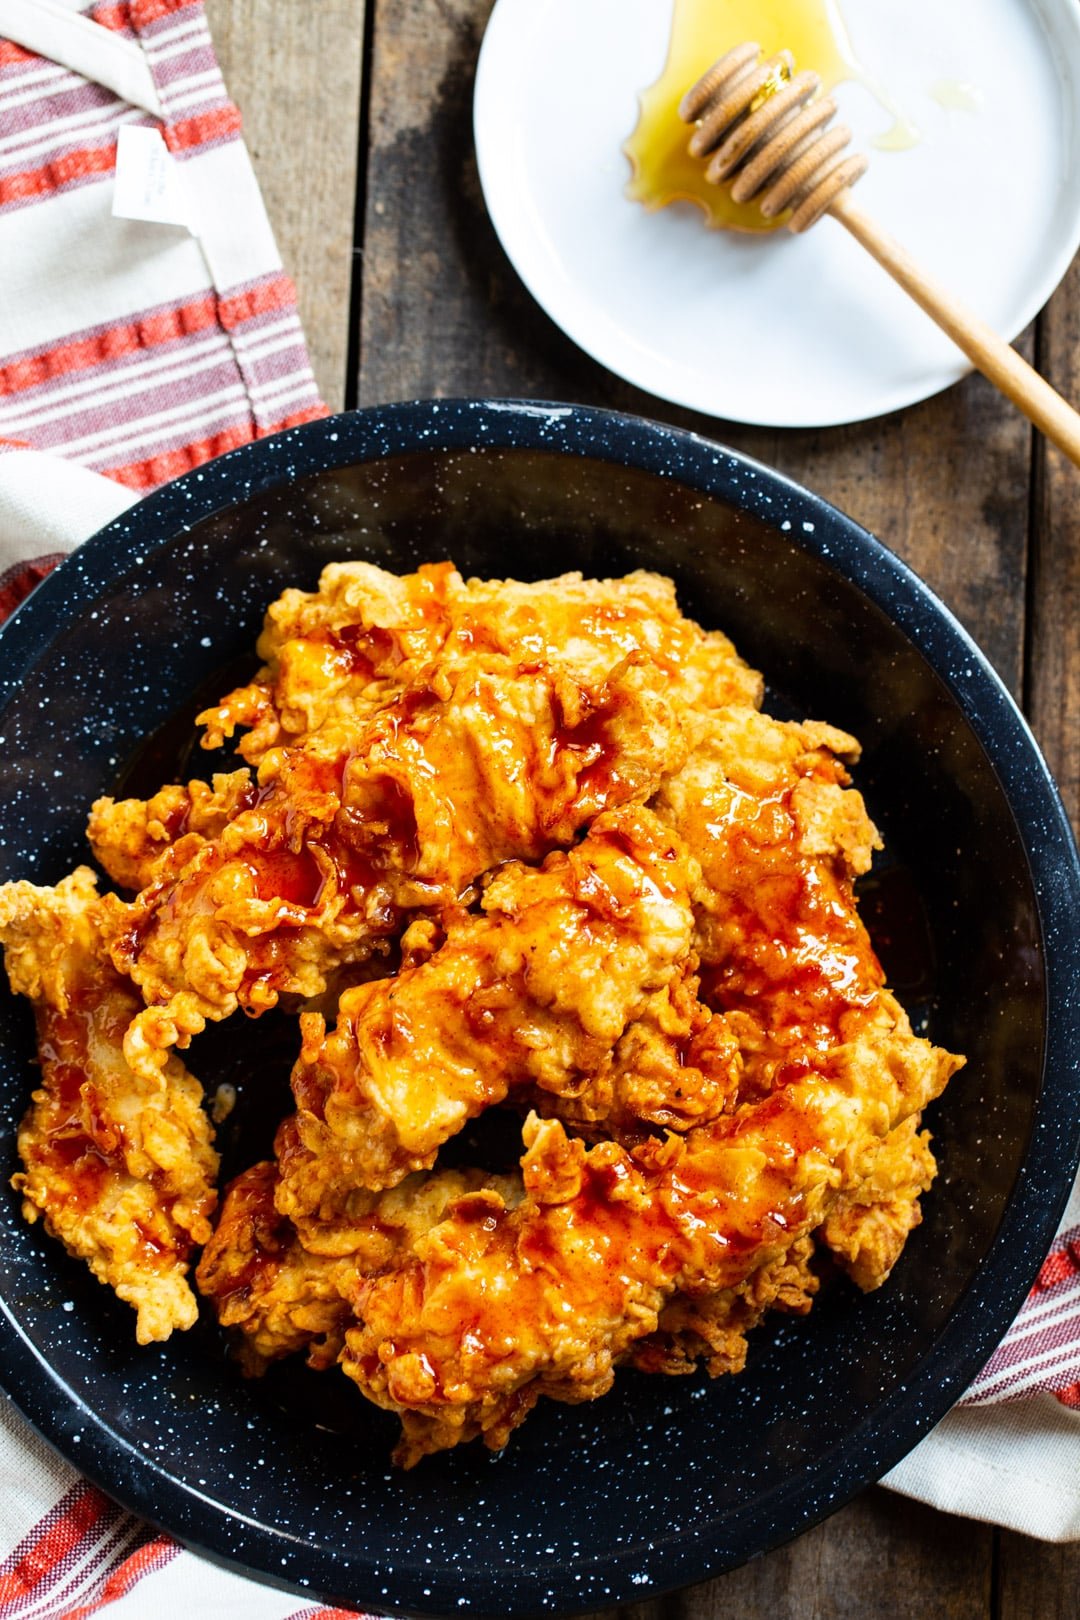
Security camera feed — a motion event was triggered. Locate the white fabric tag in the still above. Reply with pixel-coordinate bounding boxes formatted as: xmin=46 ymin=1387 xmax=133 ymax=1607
xmin=112 ymin=125 xmax=195 ymax=232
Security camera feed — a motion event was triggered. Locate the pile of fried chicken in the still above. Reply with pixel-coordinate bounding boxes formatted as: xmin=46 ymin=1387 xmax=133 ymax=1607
xmin=0 ymin=562 xmax=962 ymax=1466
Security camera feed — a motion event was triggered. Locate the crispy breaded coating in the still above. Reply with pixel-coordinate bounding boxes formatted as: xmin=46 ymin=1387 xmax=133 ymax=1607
xmin=629 ymin=1235 xmax=820 ymax=1378
xmin=197 ymin=1158 xmax=521 ymax=1369
xmin=194 ymin=1160 xmax=352 ymax=1372
xmin=107 ymin=652 xmax=689 ymax=1084
xmin=817 ymin=1114 xmax=938 ymax=1291
xmin=528 ymin=959 xmax=742 ymax=1141
xmin=198 ymin=562 xmax=762 ymax=764
xmin=653 ymin=705 xmax=958 ymax=1155
xmin=341 ymin=983 xmax=954 ymax=1467
xmin=274 ymin=805 xmax=701 ymax=1222
xmin=654 ymin=708 xmax=887 ymax=1082
xmin=88 ymin=770 xmax=254 ymax=893
xmin=0 ymin=868 xmax=218 ymax=1343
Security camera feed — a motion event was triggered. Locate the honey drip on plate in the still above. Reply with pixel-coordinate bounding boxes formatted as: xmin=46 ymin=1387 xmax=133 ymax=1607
xmin=624 ymin=0 xmax=915 ymax=230
xmin=930 ymin=78 xmax=982 ymax=113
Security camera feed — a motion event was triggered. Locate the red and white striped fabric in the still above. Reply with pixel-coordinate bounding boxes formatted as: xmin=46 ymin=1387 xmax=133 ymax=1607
xmin=883 ymin=1184 xmax=1080 ymax=1536
xmin=0 ymin=3 xmax=1078 ymax=1612
xmin=962 ymin=1207 xmax=1080 ymax=1410
xmin=0 ymin=0 xmax=326 ymax=500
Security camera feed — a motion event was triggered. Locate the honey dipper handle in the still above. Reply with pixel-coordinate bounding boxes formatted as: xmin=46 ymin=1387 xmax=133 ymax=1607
xmin=829 ymin=189 xmax=1080 ymax=467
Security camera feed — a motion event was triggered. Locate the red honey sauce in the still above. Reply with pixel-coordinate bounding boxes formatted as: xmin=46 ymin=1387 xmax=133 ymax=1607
xmin=205 ymin=1167 xmax=283 ymax=1307
xmin=333 ymin=623 xmax=407 ymax=677
xmin=551 ymin=702 xmax=620 ymax=802
xmin=32 ymin=1005 xmax=188 ymax=1266
xmin=697 ymin=782 xmax=886 ymax=1066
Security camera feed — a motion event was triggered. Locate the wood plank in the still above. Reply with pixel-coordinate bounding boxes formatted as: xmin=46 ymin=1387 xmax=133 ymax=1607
xmin=205 ymin=0 xmax=366 ymax=411
xmin=667 ymin=1491 xmax=991 ymax=1620
xmin=358 ymin=0 xmax=504 ymax=403
xmin=999 ymin=1536 xmax=1080 ymax=1620
xmin=1026 ymin=254 xmax=1080 ymax=826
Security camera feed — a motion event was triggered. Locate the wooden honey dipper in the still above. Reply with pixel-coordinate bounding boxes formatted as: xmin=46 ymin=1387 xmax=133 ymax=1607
xmin=680 ymin=43 xmax=1080 ymax=464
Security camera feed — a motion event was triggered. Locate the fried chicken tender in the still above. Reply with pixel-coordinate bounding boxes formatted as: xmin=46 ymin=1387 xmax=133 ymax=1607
xmin=654 ymin=708 xmax=887 ymax=1081
xmin=342 ymin=981 xmax=955 ymax=1466
xmin=273 ymin=805 xmax=713 ymax=1231
xmin=199 ymin=562 xmax=762 ymax=765
xmin=817 ymin=1114 xmax=938 ymax=1291
xmin=0 ymin=868 xmax=217 ymax=1342
xmin=106 ymin=651 xmax=688 ymax=1084
xmin=197 ymin=1158 xmax=520 ymax=1372
xmin=88 ymin=770 xmax=254 ymax=893
xmin=194 ymin=1160 xmax=352 ymax=1372
xmin=655 ymin=703 xmax=961 ymax=1292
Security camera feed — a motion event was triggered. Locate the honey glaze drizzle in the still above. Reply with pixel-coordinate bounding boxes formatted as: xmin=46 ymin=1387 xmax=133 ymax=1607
xmin=624 ymin=0 xmax=917 ymax=230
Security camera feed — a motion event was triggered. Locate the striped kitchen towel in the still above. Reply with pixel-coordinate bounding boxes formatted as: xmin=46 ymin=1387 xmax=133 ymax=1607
xmin=0 ymin=0 xmax=325 ymax=513
xmin=882 ymin=1182 xmax=1080 ymax=1536
xmin=962 ymin=1195 xmax=1080 ymax=1409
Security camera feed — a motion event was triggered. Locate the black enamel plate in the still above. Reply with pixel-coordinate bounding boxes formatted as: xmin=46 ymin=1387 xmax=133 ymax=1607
xmin=0 ymin=401 xmax=1078 ymax=1618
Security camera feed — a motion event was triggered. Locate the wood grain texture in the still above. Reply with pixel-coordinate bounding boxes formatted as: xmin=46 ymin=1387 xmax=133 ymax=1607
xmin=205 ymin=0 xmax=366 ymax=410
xmin=999 ymin=1534 xmax=1080 ymax=1620
xmin=358 ymin=0 xmax=505 ymax=402
xmin=666 ymin=1492 xmax=992 ymax=1620
xmin=1028 ymin=254 xmax=1080 ymax=827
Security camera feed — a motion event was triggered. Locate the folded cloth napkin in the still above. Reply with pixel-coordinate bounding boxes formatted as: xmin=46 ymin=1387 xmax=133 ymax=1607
xmin=0 ymin=4 xmax=1079 ymax=1617
xmin=0 ymin=0 xmax=325 ymax=497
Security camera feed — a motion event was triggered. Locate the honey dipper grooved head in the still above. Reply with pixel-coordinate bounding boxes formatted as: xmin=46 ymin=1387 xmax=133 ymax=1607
xmin=679 ymin=43 xmax=867 ymax=233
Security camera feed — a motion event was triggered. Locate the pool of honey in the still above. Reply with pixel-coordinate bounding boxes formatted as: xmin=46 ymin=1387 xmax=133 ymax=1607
xmin=624 ymin=0 xmax=859 ymax=231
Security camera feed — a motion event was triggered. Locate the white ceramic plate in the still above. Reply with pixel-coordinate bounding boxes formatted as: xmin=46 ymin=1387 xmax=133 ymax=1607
xmin=474 ymin=0 xmax=1080 ymax=427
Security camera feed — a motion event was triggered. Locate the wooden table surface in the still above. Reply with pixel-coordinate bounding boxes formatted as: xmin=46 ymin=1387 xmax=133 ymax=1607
xmin=205 ymin=2 xmax=1080 ymax=1614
